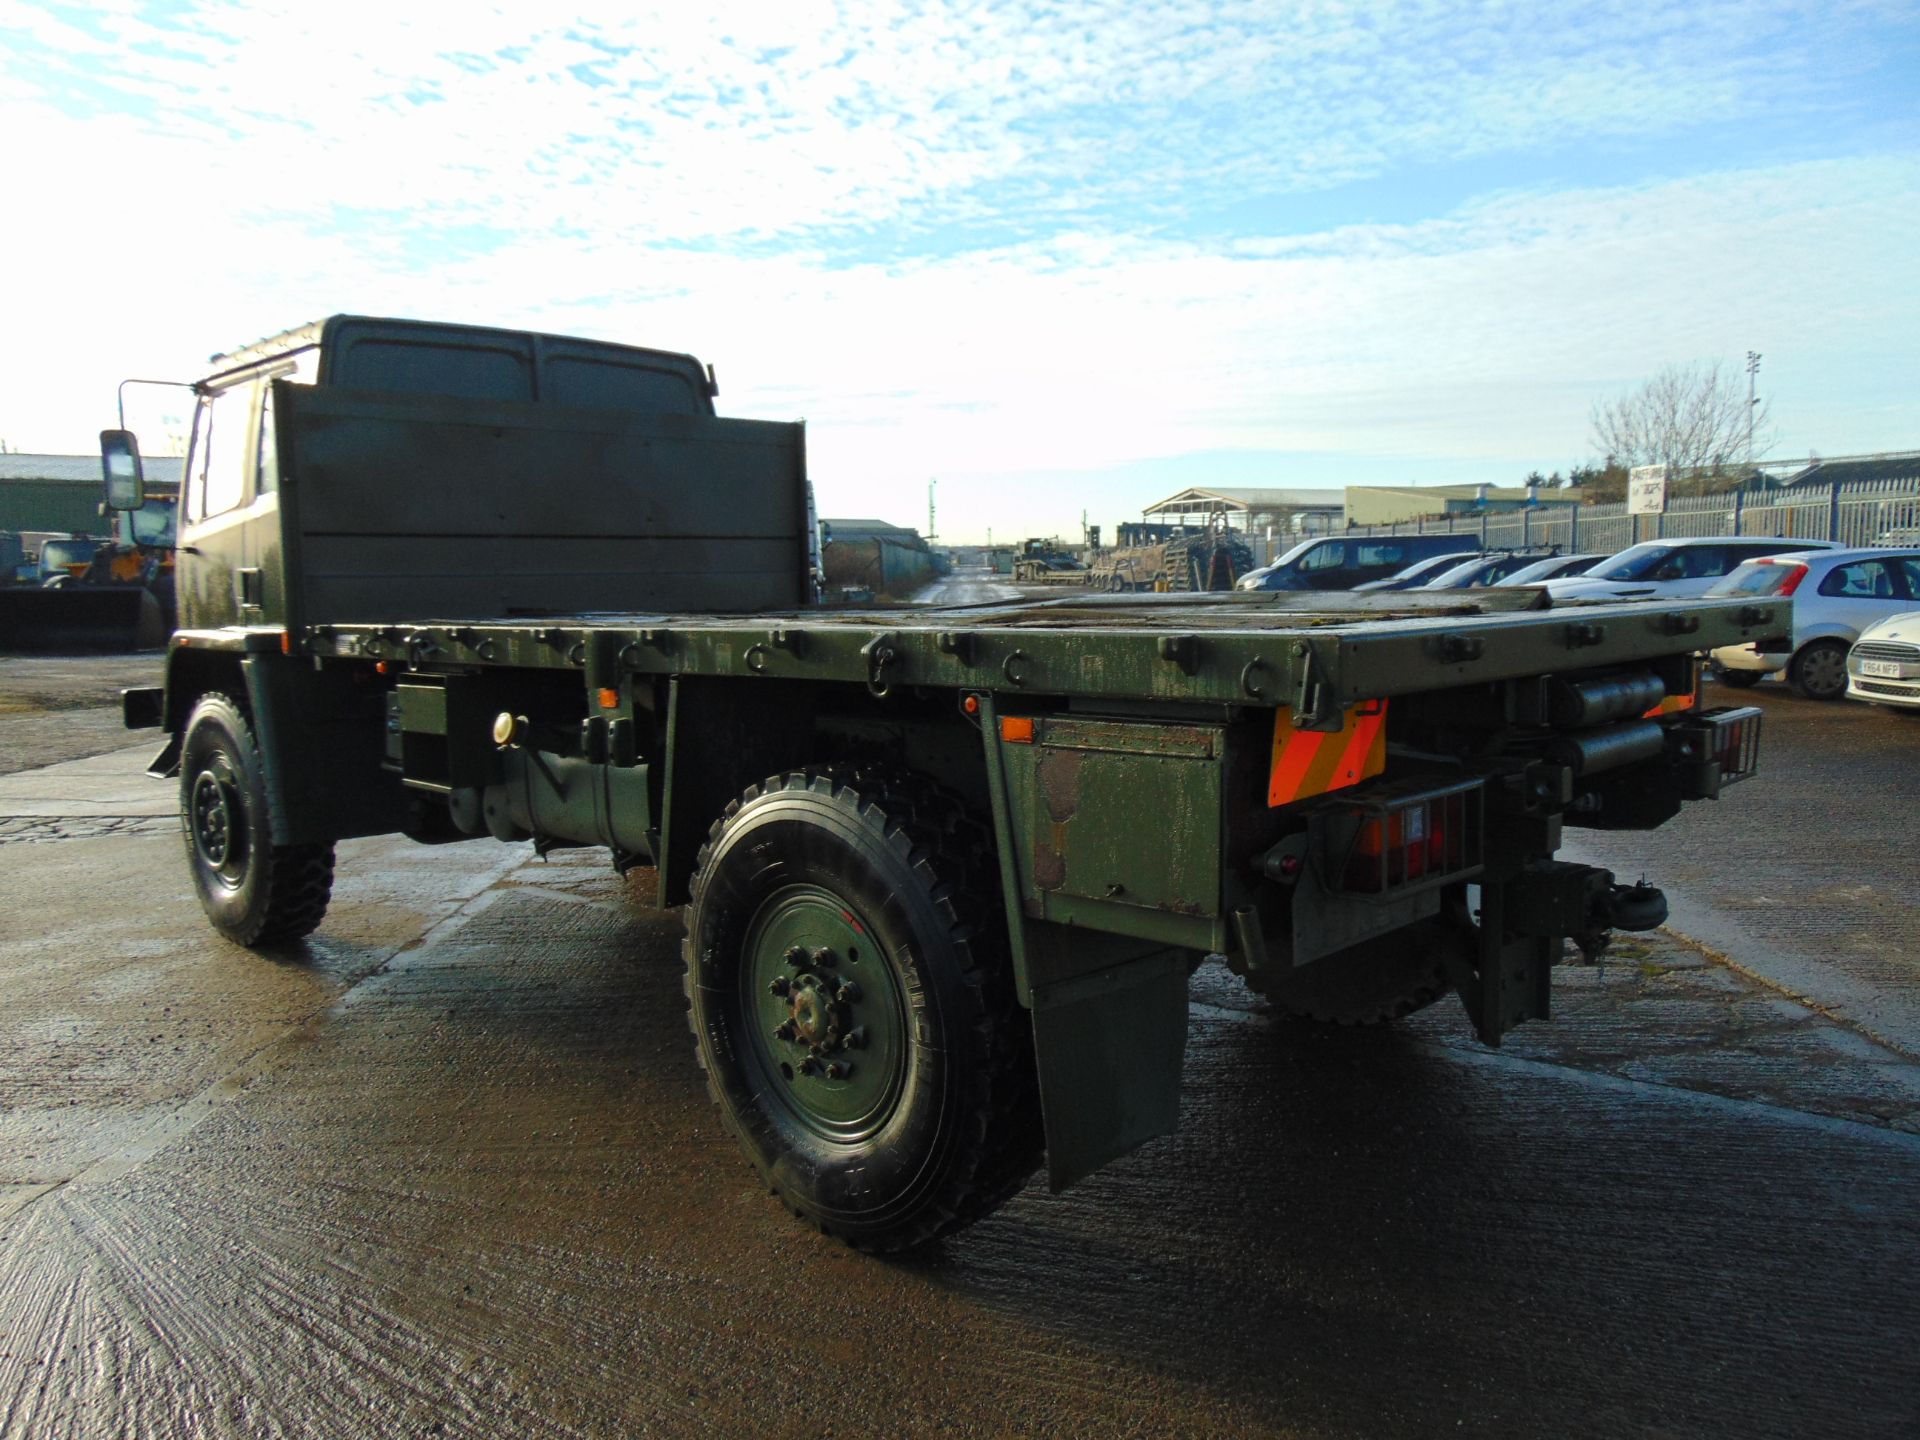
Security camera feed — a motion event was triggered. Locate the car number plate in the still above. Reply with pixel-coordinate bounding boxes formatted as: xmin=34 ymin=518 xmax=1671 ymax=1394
xmin=1861 ymin=660 xmax=1903 ymax=678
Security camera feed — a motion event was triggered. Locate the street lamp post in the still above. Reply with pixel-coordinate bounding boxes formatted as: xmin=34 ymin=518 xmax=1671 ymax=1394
xmin=1746 ymin=351 xmax=1762 ymax=465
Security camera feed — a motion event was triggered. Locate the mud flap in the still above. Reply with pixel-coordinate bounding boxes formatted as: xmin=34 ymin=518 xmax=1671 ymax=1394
xmin=1029 ymin=950 xmax=1189 ymax=1191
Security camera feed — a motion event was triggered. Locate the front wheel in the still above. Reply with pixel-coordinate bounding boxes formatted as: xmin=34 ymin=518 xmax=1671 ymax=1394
xmin=1788 ymin=639 xmax=1849 ymax=701
xmin=683 ymin=768 xmax=1041 ymax=1251
xmin=180 ymin=693 xmax=335 ymax=946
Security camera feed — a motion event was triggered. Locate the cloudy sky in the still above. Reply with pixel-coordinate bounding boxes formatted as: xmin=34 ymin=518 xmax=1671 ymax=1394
xmin=2 ymin=0 xmax=1915 ymax=541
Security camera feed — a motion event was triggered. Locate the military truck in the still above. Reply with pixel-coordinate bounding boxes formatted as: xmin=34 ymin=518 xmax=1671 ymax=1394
xmin=1086 ymin=521 xmax=1255 ymax=592
xmin=112 ymin=316 xmax=1773 ymax=1252
xmin=1011 ymin=536 xmax=1088 ymax=584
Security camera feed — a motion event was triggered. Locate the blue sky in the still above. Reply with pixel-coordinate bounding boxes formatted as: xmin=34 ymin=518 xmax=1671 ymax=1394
xmin=1 ymin=0 xmax=1915 ymax=542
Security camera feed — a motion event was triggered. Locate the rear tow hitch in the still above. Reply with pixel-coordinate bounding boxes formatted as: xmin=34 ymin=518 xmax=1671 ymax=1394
xmin=1597 ymin=879 xmax=1669 ymax=933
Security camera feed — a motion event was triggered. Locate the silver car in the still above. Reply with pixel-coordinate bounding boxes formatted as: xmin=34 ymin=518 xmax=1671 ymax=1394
xmin=1706 ymin=548 xmax=1920 ymax=700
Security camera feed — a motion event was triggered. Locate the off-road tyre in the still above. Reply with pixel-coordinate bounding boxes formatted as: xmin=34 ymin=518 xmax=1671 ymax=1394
xmin=1787 ymin=639 xmax=1849 ymax=701
xmin=180 ymin=693 xmax=335 ymax=946
xmin=1239 ymin=912 xmax=1470 ymax=1026
xmin=683 ymin=766 xmax=1042 ymax=1252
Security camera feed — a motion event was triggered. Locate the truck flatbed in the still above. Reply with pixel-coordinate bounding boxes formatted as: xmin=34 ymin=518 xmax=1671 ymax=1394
xmin=274 ymin=588 xmax=1774 ymax=723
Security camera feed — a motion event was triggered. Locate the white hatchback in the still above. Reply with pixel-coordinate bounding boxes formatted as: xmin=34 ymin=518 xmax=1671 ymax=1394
xmin=1847 ymin=610 xmax=1920 ymax=711
xmin=1546 ymin=536 xmax=1839 ymax=602
xmin=1706 ymin=548 xmax=1920 ymax=700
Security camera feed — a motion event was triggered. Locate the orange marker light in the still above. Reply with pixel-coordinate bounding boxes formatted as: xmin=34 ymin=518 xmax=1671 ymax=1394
xmin=598 ymin=687 xmax=620 ymax=710
xmin=963 ymin=694 xmax=980 ymax=716
xmin=375 ymin=661 xmax=391 ymax=675
xmin=280 ymin=631 xmax=292 ymax=655
xmin=999 ymin=716 xmax=1036 ymax=744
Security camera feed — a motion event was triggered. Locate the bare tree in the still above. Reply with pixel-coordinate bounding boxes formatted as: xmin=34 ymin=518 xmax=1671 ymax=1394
xmin=1590 ymin=360 xmax=1773 ymax=479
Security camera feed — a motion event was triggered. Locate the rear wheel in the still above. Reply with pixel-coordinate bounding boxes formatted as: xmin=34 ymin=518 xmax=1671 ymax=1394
xmin=180 ymin=693 xmax=335 ymax=946
xmin=1787 ymin=639 xmax=1849 ymax=701
xmin=683 ymin=767 xmax=1041 ymax=1251
xmin=1241 ymin=911 xmax=1469 ymax=1025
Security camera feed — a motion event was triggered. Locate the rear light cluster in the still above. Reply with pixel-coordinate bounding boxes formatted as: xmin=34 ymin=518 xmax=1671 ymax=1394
xmin=1753 ymin=558 xmax=1810 ymax=596
xmin=1324 ymin=777 xmax=1484 ymax=894
xmin=1690 ymin=705 xmax=1763 ymax=785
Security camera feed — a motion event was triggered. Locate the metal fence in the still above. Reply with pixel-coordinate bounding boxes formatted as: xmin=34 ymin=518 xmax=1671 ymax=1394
xmin=1268 ymin=477 xmax=1920 ymax=563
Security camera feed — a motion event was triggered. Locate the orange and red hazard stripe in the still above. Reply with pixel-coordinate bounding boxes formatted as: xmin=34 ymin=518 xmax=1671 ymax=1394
xmin=1268 ymin=700 xmax=1388 ymax=808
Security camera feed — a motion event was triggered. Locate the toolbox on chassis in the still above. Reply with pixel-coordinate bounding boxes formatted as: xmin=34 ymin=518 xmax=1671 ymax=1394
xmin=111 ymin=316 xmax=1774 ymax=1251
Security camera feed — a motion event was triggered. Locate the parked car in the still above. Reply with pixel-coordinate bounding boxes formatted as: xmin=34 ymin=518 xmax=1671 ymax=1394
xmin=1349 ymin=550 xmax=1482 ymax=592
xmin=1496 ymin=553 xmax=1607 ymax=586
xmin=1545 ymin=536 xmax=1839 ymax=602
xmin=1417 ymin=550 xmax=1557 ymax=590
xmin=1847 ymin=610 xmax=1920 ymax=712
xmin=1238 ymin=533 xmax=1481 ymax=592
xmin=1706 ymin=548 xmax=1920 ymax=699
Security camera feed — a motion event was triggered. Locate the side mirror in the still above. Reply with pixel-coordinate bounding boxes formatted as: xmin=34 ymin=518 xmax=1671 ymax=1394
xmin=100 ymin=430 xmax=146 ymax=511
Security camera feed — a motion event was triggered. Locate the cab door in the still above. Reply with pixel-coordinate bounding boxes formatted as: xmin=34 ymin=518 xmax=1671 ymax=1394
xmin=177 ymin=376 xmax=277 ymax=631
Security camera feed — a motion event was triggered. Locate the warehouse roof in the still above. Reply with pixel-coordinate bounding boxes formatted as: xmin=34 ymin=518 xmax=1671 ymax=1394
xmin=0 ymin=453 xmax=184 ymax=484
xmin=1143 ymin=486 xmax=1346 ymax=515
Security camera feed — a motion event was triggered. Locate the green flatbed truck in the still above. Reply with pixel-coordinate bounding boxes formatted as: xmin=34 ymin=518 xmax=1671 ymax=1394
xmin=111 ymin=316 xmax=1775 ymax=1251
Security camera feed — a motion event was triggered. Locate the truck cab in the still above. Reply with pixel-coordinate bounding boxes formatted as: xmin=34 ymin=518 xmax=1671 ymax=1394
xmin=144 ymin=316 xmax=749 ymax=635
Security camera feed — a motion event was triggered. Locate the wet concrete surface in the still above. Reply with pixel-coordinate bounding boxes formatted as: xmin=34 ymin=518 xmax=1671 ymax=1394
xmin=909 ymin=570 xmax=1026 ymax=606
xmin=1569 ymin=677 xmax=1920 ymax=1057
xmin=2 ymin=663 xmax=1919 ymax=1437
xmin=0 ymin=654 xmax=161 ymax=776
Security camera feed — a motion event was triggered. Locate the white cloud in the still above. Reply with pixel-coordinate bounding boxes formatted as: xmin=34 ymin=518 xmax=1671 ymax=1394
xmin=0 ymin=1 xmax=1914 ymax=540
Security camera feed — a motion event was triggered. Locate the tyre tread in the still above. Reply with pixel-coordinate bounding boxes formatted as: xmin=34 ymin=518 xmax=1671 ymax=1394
xmin=682 ymin=764 xmax=1041 ymax=1251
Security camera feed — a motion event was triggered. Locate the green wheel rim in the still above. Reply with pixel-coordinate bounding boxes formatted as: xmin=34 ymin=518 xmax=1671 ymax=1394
xmin=739 ymin=883 xmax=908 ymax=1142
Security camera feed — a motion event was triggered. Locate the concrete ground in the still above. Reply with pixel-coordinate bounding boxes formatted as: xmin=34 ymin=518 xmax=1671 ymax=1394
xmin=1 ymin=658 xmax=1916 ymax=1438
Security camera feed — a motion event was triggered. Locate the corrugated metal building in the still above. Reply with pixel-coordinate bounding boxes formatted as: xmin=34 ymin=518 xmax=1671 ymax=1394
xmin=1 ymin=454 xmax=185 ymax=535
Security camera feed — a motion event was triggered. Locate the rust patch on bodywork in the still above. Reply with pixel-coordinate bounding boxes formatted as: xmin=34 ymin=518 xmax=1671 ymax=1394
xmin=1032 ymin=747 xmax=1081 ymax=891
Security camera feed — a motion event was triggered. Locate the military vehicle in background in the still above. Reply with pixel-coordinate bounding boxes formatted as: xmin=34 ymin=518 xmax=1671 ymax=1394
xmin=0 ymin=471 xmax=178 ymax=651
xmin=1011 ymin=536 xmax=1088 ymax=584
xmin=1085 ymin=521 xmax=1255 ymax=592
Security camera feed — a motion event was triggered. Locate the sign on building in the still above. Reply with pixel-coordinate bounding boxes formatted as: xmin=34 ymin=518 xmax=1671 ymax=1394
xmin=1628 ymin=464 xmax=1670 ymax=516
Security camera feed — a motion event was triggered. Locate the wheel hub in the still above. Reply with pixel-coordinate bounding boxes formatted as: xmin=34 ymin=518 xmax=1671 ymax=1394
xmin=742 ymin=888 xmax=903 ymax=1140
xmin=191 ymin=769 xmax=236 ymax=867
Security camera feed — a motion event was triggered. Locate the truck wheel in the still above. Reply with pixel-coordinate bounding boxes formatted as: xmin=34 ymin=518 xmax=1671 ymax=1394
xmin=180 ymin=693 xmax=335 ymax=946
xmin=1245 ymin=914 xmax=1467 ymax=1026
xmin=683 ymin=767 xmax=1042 ymax=1251
xmin=1787 ymin=640 xmax=1848 ymax=701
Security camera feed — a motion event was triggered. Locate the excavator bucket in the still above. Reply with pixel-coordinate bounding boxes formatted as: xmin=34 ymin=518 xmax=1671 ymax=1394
xmin=0 ymin=586 xmax=166 ymax=652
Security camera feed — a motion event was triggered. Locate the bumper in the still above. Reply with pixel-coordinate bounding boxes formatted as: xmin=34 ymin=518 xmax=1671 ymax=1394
xmin=1848 ymin=674 xmax=1920 ymax=708
xmin=1709 ymin=641 xmax=1785 ymax=675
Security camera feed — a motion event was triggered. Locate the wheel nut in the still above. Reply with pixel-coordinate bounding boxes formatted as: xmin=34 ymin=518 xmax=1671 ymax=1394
xmin=798 ymin=1058 xmax=820 ymax=1077
xmin=825 ymin=1062 xmax=851 ymax=1080
xmin=836 ymin=980 xmax=860 ymax=1004
xmin=843 ymin=1026 xmax=867 ymax=1050
xmin=774 ymin=1021 xmax=797 ymax=1042
xmin=784 ymin=945 xmax=807 ymax=968
xmin=768 ymin=977 xmax=791 ymax=997
xmin=810 ymin=947 xmax=836 ymax=968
